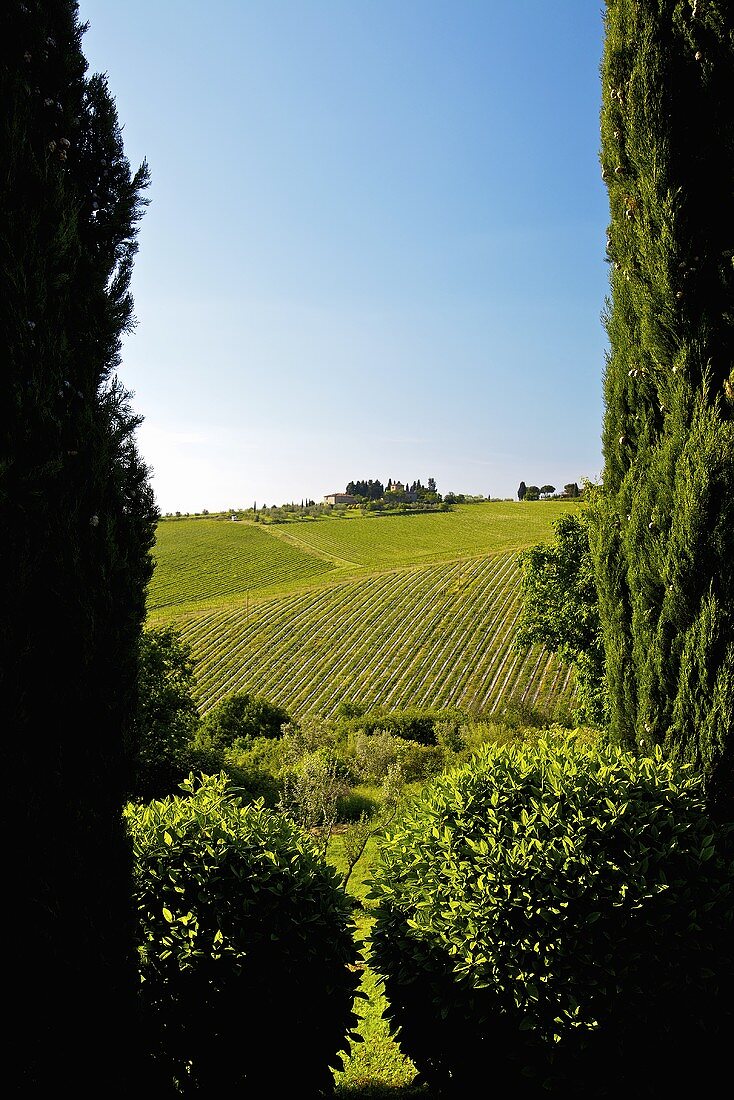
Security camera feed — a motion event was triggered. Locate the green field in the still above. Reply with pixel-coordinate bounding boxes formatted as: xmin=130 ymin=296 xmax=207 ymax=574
xmin=148 ymin=519 xmax=335 ymax=613
xmin=148 ymin=501 xmax=582 ymax=719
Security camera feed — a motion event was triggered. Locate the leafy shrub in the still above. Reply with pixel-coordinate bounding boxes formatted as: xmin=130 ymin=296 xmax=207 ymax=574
xmin=126 ymin=774 xmax=361 ymax=1095
xmin=278 ymin=745 xmax=350 ymax=848
xmin=434 ymin=719 xmax=466 ymax=754
xmin=198 ymin=690 xmax=291 ymax=746
xmin=366 ymin=737 xmax=734 ymax=1096
xmin=349 ymin=730 xmax=404 ymax=783
xmin=222 ymin=734 xmax=287 ymax=806
xmin=348 ymin=729 xmax=445 ymax=784
xmin=345 ymin=706 xmax=466 ymax=746
xmin=395 ymin=739 xmax=445 ymax=782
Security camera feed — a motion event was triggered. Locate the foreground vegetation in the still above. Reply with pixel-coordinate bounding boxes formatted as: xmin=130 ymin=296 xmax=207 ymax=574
xmin=125 ymin=726 xmax=734 ymax=1096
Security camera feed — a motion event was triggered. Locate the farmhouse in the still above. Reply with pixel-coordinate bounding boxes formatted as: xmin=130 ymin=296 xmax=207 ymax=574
xmin=324 ymin=492 xmax=357 ymax=506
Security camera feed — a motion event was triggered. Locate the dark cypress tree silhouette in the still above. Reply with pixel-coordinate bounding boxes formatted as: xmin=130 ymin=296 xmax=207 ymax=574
xmin=1 ymin=2 xmax=157 ymax=1090
xmin=517 ymin=481 xmax=527 ymax=501
xmin=589 ymin=1 xmax=733 ymax=821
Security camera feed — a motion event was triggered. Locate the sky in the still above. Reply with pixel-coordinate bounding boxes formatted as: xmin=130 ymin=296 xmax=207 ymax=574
xmin=81 ymin=0 xmax=610 ymax=514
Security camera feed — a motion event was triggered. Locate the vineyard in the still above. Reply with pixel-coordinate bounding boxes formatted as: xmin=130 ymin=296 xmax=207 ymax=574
xmin=147 ymin=501 xmax=582 ymax=720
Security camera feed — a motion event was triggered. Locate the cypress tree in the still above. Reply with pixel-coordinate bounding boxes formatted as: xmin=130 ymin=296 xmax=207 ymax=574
xmin=1 ymin=1 xmax=157 ymax=1089
xmin=589 ymin=1 xmax=733 ymax=820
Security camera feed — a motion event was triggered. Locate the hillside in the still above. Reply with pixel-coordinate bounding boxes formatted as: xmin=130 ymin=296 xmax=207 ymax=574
xmin=147 ymin=501 xmax=582 ymax=719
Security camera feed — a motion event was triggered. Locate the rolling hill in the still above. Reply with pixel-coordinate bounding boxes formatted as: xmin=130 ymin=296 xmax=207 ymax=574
xmin=147 ymin=501 xmax=582 ymax=719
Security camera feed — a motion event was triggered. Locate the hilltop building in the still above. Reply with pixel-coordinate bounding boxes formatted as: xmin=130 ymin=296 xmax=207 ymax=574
xmin=324 ymin=492 xmax=357 ymax=506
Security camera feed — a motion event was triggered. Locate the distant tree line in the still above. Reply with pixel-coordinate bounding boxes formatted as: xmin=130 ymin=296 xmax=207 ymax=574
xmin=517 ymin=482 xmax=580 ymax=501
xmin=346 ymin=478 xmax=384 ymax=499
xmin=346 ymin=477 xmax=440 ymax=503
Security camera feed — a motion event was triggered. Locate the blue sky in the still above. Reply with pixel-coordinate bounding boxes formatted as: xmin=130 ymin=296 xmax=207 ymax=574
xmin=81 ymin=0 xmax=609 ymax=513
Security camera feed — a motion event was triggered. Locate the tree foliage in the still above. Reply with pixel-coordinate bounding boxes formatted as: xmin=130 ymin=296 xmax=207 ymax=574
xmin=517 ymin=512 xmax=607 ymax=725
xmin=131 ymin=626 xmax=200 ymax=801
xmin=1 ymin=3 xmax=158 ymax=1087
xmin=198 ymin=689 xmax=291 ymax=747
xmin=589 ymin=0 xmax=734 ymax=818
xmin=126 ymin=773 xmax=360 ymax=1095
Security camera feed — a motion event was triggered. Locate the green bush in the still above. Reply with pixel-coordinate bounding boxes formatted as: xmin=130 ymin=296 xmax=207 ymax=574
xmin=395 ymin=739 xmax=445 ymax=782
xmin=126 ymin=774 xmax=361 ymax=1095
xmin=366 ymin=737 xmax=734 ymax=1096
xmin=345 ymin=706 xmax=466 ymax=746
xmin=132 ymin=626 xmax=201 ymax=801
xmin=198 ymin=690 xmax=291 ymax=746
xmin=347 ymin=729 xmax=445 ymax=785
xmin=222 ymin=734 xmax=287 ymax=806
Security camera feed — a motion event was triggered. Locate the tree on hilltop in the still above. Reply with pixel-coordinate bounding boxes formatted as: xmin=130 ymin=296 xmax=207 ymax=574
xmin=589 ymin=0 xmax=733 ymax=820
xmin=517 ymin=481 xmax=527 ymax=501
xmin=1 ymin=1 xmax=157 ymax=1088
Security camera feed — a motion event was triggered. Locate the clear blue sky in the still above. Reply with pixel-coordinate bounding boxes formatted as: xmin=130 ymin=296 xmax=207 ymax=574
xmin=81 ymin=0 xmax=609 ymax=513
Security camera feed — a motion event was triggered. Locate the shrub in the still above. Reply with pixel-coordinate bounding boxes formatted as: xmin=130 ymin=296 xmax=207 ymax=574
xmin=348 ymin=729 xmax=445 ymax=784
xmin=222 ymin=734 xmax=287 ymax=806
xmin=366 ymin=737 xmax=734 ymax=1096
xmin=126 ymin=774 xmax=361 ymax=1095
xmin=198 ymin=690 xmax=291 ymax=746
xmin=132 ymin=626 xmax=201 ymax=801
xmin=349 ymin=730 xmax=405 ymax=783
xmin=395 ymin=739 xmax=445 ymax=782
xmin=345 ymin=706 xmax=466 ymax=746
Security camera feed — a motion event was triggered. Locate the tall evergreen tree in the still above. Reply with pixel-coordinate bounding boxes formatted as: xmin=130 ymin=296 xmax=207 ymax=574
xmin=589 ymin=1 xmax=733 ymax=820
xmin=1 ymin=1 xmax=157 ymax=1090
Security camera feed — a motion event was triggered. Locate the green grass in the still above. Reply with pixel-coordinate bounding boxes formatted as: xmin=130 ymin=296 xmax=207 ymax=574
xmin=147 ymin=518 xmax=335 ymax=614
xmin=325 ymin=833 xmax=426 ymax=1097
xmin=262 ymin=500 xmax=581 ymax=572
xmin=148 ymin=501 xmax=583 ymax=619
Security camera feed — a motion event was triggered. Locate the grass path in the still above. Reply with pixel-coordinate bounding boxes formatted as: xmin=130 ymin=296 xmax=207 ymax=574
xmin=326 ymin=835 xmax=426 ymax=1097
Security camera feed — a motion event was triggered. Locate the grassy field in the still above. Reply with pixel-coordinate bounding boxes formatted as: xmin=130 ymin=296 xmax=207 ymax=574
xmin=264 ymin=500 xmax=579 ymax=571
xmin=147 ymin=501 xmax=581 ymax=720
xmin=148 ymin=518 xmax=335 ymax=613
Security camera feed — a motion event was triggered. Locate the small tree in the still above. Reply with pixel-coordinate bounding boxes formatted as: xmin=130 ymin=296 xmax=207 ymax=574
xmin=198 ymin=690 xmax=291 ymax=747
xmin=540 ymin=484 xmax=556 ymax=498
xmin=517 ymin=481 xmax=527 ymax=501
xmin=516 ymin=512 xmax=607 ymax=725
xmin=524 ymin=485 xmax=541 ymax=501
